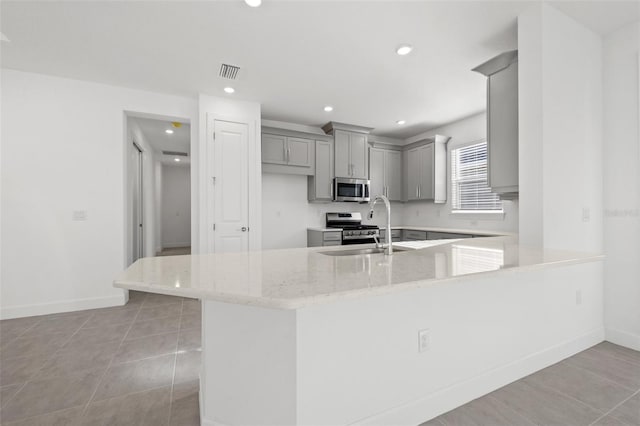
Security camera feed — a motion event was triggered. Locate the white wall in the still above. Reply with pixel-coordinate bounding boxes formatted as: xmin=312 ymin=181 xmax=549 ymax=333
xmin=0 ymin=69 xmax=198 ymax=319
xmin=199 ymin=94 xmax=262 ymax=253
xmin=602 ymin=21 xmax=640 ymax=350
xmin=518 ymin=3 xmax=603 ymax=253
xmin=402 ymin=113 xmax=519 ymax=233
xmin=161 ymin=164 xmax=191 ymax=248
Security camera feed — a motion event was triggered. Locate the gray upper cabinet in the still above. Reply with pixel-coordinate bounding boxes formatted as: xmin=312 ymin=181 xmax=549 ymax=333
xmin=369 ymin=148 xmax=402 ymax=201
xmin=405 ymin=136 xmax=448 ymax=203
xmin=308 ymin=139 xmax=334 ymax=202
xmin=334 ymin=130 xmax=368 ymax=179
xmin=473 ymin=50 xmax=519 ymax=198
xmin=286 ymin=137 xmax=312 ymax=167
xmin=262 ymin=133 xmax=312 ymax=168
xmin=262 ymin=134 xmax=287 ymax=165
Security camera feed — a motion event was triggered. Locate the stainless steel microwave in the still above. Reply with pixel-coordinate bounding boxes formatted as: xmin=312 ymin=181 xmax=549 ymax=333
xmin=333 ymin=178 xmax=370 ymax=202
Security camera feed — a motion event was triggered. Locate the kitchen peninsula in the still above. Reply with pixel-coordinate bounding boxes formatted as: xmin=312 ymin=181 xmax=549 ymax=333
xmin=114 ymin=237 xmax=604 ymax=426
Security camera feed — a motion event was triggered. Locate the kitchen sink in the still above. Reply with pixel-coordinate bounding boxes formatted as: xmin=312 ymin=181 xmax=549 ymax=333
xmin=319 ymin=246 xmax=408 ymax=256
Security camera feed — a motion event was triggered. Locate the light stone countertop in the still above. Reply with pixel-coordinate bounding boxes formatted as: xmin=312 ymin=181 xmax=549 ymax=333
xmin=307 ymin=227 xmax=342 ymax=232
xmin=114 ymin=236 xmax=603 ymax=310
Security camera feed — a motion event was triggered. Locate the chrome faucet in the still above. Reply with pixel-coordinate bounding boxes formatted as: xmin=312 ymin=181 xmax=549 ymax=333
xmin=368 ymin=194 xmax=393 ymax=255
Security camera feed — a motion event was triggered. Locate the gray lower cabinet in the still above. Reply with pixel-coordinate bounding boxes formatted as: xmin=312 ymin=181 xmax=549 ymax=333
xmin=405 ymin=136 xmax=448 ymax=203
xmin=369 ymin=148 xmax=402 ymax=201
xmin=427 ymin=231 xmax=473 ymax=240
xmin=308 ymin=140 xmax=334 ymax=202
xmin=262 ymin=133 xmax=312 ymax=168
xmin=307 ymin=230 xmax=342 ymax=247
xmin=379 ymin=229 xmax=402 ymax=243
xmin=403 ymin=230 xmax=427 ymax=241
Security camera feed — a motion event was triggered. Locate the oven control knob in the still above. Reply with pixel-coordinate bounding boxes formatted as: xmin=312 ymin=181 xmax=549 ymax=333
xmin=369 ymin=231 xmax=375 ymax=235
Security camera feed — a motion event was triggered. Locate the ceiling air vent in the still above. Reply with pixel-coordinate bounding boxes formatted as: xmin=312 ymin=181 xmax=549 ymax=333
xmin=162 ymin=151 xmax=188 ymax=157
xmin=219 ymin=63 xmax=240 ymax=80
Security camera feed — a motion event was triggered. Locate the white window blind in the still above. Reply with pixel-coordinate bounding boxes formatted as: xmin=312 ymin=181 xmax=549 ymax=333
xmin=451 ymin=141 xmax=502 ymax=212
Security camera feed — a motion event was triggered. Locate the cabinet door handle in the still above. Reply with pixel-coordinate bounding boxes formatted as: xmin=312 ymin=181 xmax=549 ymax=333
xmin=418 ymin=185 xmax=421 ymax=199
xmin=287 ymin=147 xmax=291 ymax=163
xmin=330 ymin=183 xmax=334 ymax=199
xmin=283 ymin=143 xmax=287 ymax=163
xmin=416 ymin=186 xmax=419 ymax=198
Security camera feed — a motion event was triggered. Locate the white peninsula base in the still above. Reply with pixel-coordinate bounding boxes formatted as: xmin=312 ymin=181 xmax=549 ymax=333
xmin=199 ymin=261 xmax=603 ymax=426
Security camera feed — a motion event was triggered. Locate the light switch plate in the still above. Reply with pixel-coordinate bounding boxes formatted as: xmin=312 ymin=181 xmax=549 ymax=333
xmin=418 ymin=329 xmax=431 ymax=352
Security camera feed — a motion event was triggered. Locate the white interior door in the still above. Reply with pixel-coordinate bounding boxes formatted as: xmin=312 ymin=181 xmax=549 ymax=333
xmin=212 ymin=120 xmax=249 ymax=253
xmin=132 ymin=142 xmax=143 ymax=262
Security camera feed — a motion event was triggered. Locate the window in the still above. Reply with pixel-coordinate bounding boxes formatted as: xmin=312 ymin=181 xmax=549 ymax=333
xmin=451 ymin=141 xmax=502 ymax=212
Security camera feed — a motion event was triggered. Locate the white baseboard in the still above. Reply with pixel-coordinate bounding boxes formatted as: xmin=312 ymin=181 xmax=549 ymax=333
xmin=605 ymin=327 xmax=640 ymax=351
xmin=162 ymin=242 xmax=191 ymax=249
xmin=354 ymin=327 xmax=605 ymax=426
xmin=0 ymin=293 xmax=127 ymax=319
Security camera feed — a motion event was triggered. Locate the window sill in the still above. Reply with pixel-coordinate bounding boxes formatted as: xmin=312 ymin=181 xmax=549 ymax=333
xmin=449 ymin=210 xmax=505 ymax=221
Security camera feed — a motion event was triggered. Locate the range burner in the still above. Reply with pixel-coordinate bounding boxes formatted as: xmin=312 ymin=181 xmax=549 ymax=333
xmin=326 ymin=212 xmax=380 ymax=245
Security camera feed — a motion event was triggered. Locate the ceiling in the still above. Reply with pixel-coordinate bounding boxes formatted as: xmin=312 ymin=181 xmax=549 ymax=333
xmin=2 ymin=1 xmax=638 ymax=139
xmin=131 ymin=116 xmax=191 ymax=166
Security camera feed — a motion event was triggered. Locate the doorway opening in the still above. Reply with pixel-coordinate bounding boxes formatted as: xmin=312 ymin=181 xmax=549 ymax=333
xmin=126 ymin=113 xmax=192 ymax=264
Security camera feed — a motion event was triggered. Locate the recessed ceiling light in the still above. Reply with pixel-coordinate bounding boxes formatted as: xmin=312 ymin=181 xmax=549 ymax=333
xmin=396 ymin=120 xmax=406 ymax=125
xmin=396 ymin=44 xmax=413 ymax=56
xmin=174 ymin=158 xmax=181 ymax=162
xmin=224 ymin=87 xmax=235 ymax=94
xmin=324 ymin=106 xmax=333 ymax=112
xmin=165 ymin=129 xmax=174 ymax=134
xmin=245 ymin=0 xmax=262 ymax=6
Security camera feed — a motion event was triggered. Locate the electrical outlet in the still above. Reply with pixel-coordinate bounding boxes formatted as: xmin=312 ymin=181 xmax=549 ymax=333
xmin=72 ymin=210 xmax=87 ymax=221
xmin=418 ymin=329 xmax=431 ymax=352
xmin=576 ymin=289 xmax=582 ymax=306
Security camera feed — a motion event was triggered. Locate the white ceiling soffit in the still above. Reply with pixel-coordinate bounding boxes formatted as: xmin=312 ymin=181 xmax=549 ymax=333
xmin=2 ymin=1 xmax=636 ymax=138
xmin=549 ymin=1 xmax=639 ymax=36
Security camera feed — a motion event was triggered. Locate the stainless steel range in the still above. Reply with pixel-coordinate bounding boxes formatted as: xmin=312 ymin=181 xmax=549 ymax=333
xmin=326 ymin=212 xmax=380 ymax=245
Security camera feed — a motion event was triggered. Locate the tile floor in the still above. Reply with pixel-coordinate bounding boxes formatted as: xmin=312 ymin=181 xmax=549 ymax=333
xmin=1 ymin=291 xmax=639 ymax=426
xmin=157 ymin=247 xmax=191 ymax=257
xmin=0 ymin=291 xmax=200 ymax=425
xmin=421 ymin=342 xmax=640 ymax=426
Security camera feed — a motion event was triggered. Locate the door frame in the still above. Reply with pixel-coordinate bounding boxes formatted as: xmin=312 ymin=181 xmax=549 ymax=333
xmin=132 ymin=141 xmax=144 ymax=261
xmin=205 ymin=112 xmax=261 ymax=253
xmin=123 ymin=110 xmax=196 ymax=268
